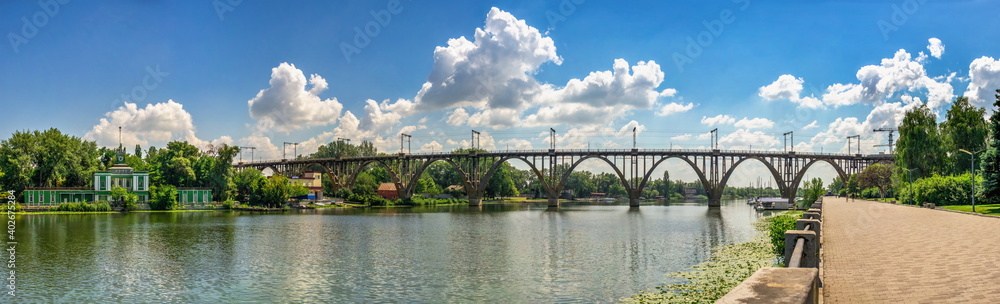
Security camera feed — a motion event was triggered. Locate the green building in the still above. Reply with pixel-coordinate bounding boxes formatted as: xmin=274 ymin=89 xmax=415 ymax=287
xmin=24 ymin=143 xmax=210 ymax=207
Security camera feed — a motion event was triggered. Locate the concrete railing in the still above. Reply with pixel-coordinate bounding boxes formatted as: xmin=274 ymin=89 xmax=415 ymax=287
xmin=716 ymin=197 xmax=824 ymax=304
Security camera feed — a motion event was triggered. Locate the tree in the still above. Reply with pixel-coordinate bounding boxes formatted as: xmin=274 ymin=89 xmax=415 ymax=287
xmin=486 ymin=162 xmax=519 ymax=198
xmin=858 ymin=163 xmax=892 ymax=199
xmin=110 ymin=186 xmax=138 ymax=211
xmin=846 ymin=174 xmax=860 ymax=198
xmin=0 ymin=129 xmax=101 ymax=202
xmin=895 ymin=104 xmax=946 ymax=180
xmin=414 ymin=177 xmax=442 ymax=196
xmin=981 ymin=89 xmax=1000 ymax=204
xmin=233 ymin=168 xmax=266 ymax=204
xmin=828 ymin=175 xmax=845 ymax=194
xmin=149 ymin=185 xmax=180 ymax=210
xmin=941 ymin=97 xmax=988 ymax=175
xmin=800 ymin=178 xmax=825 ymax=209
xmin=256 ymin=175 xmax=306 ymax=208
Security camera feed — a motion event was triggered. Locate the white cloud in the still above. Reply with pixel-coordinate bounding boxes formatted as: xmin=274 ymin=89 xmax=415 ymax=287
xmin=548 ymin=59 xmax=665 ymax=108
xmin=964 ymin=56 xmax=1000 ymax=107
xmin=670 ymin=134 xmax=692 ymax=141
xmin=718 ymin=129 xmax=780 ymax=150
xmin=927 ymin=38 xmax=944 ymax=59
xmin=734 ymin=117 xmax=775 ymax=129
xmin=414 ymin=7 xmax=560 ymax=111
xmin=615 ymin=120 xmax=645 ymax=138
xmin=700 ymin=114 xmax=735 ymax=126
xmin=247 ymin=63 xmax=343 ymax=133
xmin=84 ymin=100 xmax=210 ymax=149
xmin=447 ymin=108 xmax=470 ymax=126
xmin=498 ymin=138 xmax=532 ymax=150
xmin=802 ymin=120 xmax=819 ymax=130
xmin=419 ymin=141 xmax=443 ymax=152
xmin=758 ymin=74 xmax=825 ymax=109
xmin=821 ymin=49 xmax=954 ymax=109
xmin=656 ymin=102 xmax=694 ymax=116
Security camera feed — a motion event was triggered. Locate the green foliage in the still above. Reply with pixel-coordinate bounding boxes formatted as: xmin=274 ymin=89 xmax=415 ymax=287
xmin=51 ymin=201 xmax=112 ymax=212
xmin=110 ymin=186 xmax=138 ymax=211
xmin=621 ymin=212 xmax=797 ymax=303
xmin=895 ymin=104 xmax=946 ymax=180
xmin=846 ymin=174 xmax=860 ymax=197
xmin=799 ymin=178 xmax=824 ymax=209
xmin=861 ymin=187 xmax=881 ymax=199
xmin=486 ymin=162 xmax=519 ymax=198
xmin=982 ymin=90 xmax=1000 ymax=204
xmin=353 ymin=171 xmax=380 ymax=197
xmin=221 ymin=200 xmax=236 ymax=209
xmin=233 ymin=168 xmax=266 ymax=204
xmin=400 ymin=195 xmax=463 ymax=205
xmin=414 ymin=177 xmax=442 ymax=195
xmin=941 ymin=97 xmax=988 ymax=175
xmin=765 ymin=212 xmax=799 ymax=256
xmin=149 ymin=184 xmax=180 ymax=210
xmin=858 ymin=163 xmax=892 ymax=199
xmin=346 ymin=192 xmax=394 ymax=206
xmin=897 ymin=173 xmax=981 ymax=206
xmin=0 ymin=129 xmax=101 ymax=202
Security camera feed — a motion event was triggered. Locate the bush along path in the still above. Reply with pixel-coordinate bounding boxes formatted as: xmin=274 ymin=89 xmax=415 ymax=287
xmin=620 ymin=211 xmax=800 ymax=304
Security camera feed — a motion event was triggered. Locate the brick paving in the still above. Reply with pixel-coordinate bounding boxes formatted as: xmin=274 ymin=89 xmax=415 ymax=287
xmin=822 ymin=197 xmax=1000 ymax=303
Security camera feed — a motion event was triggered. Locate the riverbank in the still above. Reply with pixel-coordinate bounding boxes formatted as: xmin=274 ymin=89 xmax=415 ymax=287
xmin=620 ymin=211 xmax=800 ymax=303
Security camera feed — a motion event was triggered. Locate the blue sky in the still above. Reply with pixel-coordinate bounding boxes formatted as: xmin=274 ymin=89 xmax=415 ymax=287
xmin=2 ymin=0 xmax=999 ymax=184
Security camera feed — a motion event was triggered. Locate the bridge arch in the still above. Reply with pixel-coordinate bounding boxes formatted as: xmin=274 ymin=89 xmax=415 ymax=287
xmin=346 ymin=159 xmax=403 ymax=192
xmin=408 ymin=158 xmax=471 ymax=197
xmin=789 ymin=158 xmax=851 ymax=195
xmin=717 ymin=156 xmax=787 ymax=196
xmin=639 ymin=156 xmax=713 ymax=199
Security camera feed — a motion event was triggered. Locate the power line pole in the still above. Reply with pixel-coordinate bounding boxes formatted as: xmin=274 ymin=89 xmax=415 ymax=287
xmin=471 ymin=130 xmax=480 ymax=150
xmin=550 ymin=128 xmax=556 ymax=150
xmin=873 ymin=128 xmax=898 ymax=153
xmin=783 ymin=131 xmax=794 ymax=152
xmin=710 ymin=128 xmax=718 ymax=150
xmin=632 ymin=127 xmax=637 ymax=150
xmin=400 ymin=133 xmax=411 ymax=154
xmin=846 ymin=135 xmax=860 ymax=154
xmin=239 ymin=146 xmax=256 ymax=163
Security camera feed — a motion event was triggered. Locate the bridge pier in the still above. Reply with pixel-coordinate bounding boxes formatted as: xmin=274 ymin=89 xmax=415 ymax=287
xmin=708 ymin=199 xmax=721 ymax=207
xmin=548 ymin=198 xmax=560 ymax=208
xmin=629 ymin=198 xmax=640 ymax=208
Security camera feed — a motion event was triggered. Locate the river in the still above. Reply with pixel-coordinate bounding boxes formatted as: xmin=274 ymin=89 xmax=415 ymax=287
xmin=13 ymin=199 xmax=772 ymax=303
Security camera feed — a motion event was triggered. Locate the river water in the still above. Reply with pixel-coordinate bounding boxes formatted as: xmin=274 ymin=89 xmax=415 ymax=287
xmin=13 ymin=199 xmax=772 ymax=303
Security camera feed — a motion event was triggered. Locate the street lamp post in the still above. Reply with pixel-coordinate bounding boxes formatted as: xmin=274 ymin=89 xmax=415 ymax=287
xmin=959 ymin=149 xmax=983 ymax=212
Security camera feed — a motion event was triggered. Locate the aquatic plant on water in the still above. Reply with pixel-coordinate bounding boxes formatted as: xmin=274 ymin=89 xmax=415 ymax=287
xmin=620 ymin=212 xmax=798 ymax=304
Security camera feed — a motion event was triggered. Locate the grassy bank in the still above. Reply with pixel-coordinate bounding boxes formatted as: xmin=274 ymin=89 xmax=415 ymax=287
xmin=620 ymin=211 xmax=800 ymax=303
xmin=942 ymin=204 xmax=1000 ymax=215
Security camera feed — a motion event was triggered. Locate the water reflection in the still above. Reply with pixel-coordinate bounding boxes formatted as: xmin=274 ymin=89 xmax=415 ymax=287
xmin=16 ymin=200 xmax=767 ymax=303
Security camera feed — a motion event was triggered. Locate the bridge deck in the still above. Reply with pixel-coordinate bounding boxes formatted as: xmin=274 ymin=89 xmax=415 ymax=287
xmin=822 ymin=197 xmax=1000 ymax=303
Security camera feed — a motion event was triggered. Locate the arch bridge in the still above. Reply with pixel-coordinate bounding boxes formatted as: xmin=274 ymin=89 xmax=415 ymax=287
xmin=236 ymin=149 xmax=893 ymax=207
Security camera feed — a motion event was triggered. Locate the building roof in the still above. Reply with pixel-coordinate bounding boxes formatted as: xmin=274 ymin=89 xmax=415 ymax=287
xmin=378 ymin=183 xmax=397 ymax=191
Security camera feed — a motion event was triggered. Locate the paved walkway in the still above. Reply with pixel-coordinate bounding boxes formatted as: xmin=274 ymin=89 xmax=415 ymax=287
xmin=823 ymin=197 xmax=1000 ymax=303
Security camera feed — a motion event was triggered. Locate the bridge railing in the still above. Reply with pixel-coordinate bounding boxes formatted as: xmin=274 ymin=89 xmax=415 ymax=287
xmin=716 ymin=197 xmax=823 ymax=304
xmin=236 ymin=148 xmax=890 ymax=166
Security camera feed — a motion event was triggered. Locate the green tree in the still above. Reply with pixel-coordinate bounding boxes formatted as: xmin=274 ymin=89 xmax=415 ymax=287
xmin=256 ymin=175 xmax=306 ymax=208
xmin=414 ymin=177 xmax=442 ymax=196
xmin=233 ymin=168 xmax=266 ymax=204
xmin=486 ymin=162 xmax=519 ymax=198
xmin=110 ymin=186 xmax=138 ymax=211
xmin=858 ymin=163 xmax=892 ymax=199
xmin=895 ymin=104 xmax=946 ymax=180
xmin=982 ymin=90 xmax=1000 ymax=204
xmin=800 ymin=177 xmax=825 ymax=209
xmin=941 ymin=96 xmax=988 ymax=175
xmin=149 ymin=185 xmax=180 ymax=210
xmin=846 ymin=174 xmax=860 ymax=198
xmin=0 ymin=129 xmax=101 ymax=202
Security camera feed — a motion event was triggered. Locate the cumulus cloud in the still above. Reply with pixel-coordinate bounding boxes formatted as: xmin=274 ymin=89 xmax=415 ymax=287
xmin=821 ymin=49 xmax=954 ymax=109
xmin=758 ymin=74 xmax=825 ymax=109
xmin=718 ymin=129 xmax=780 ymax=150
xmin=248 ymin=63 xmax=343 ymax=133
xmin=414 ymin=7 xmax=560 ymax=111
xmin=700 ymin=114 xmax=735 ymax=126
xmin=498 ymin=138 xmax=532 ymax=150
xmin=964 ymin=56 xmax=1000 ymax=106
xmin=656 ymin=102 xmax=694 ymax=116
xmin=734 ymin=117 xmax=775 ymax=129
xmin=84 ymin=100 xmax=209 ymax=148
xmin=927 ymin=38 xmax=944 ymax=59
xmin=420 ymin=141 xmax=443 ymax=152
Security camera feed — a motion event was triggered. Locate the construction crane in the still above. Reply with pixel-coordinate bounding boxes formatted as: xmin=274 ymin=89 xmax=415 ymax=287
xmin=873 ymin=128 xmax=898 ymax=153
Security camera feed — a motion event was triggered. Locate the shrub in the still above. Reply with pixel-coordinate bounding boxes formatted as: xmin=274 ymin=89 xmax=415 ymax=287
xmin=221 ymin=200 xmax=237 ymax=209
xmin=897 ymin=173 xmax=981 ymax=206
xmin=51 ymin=201 xmax=112 ymax=212
xmin=149 ymin=185 xmax=180 ymax=210
xmin=763 ymin=212 xmax=799 ymax=256
xmin=861 ymin=187 xmax=881 ymax=199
